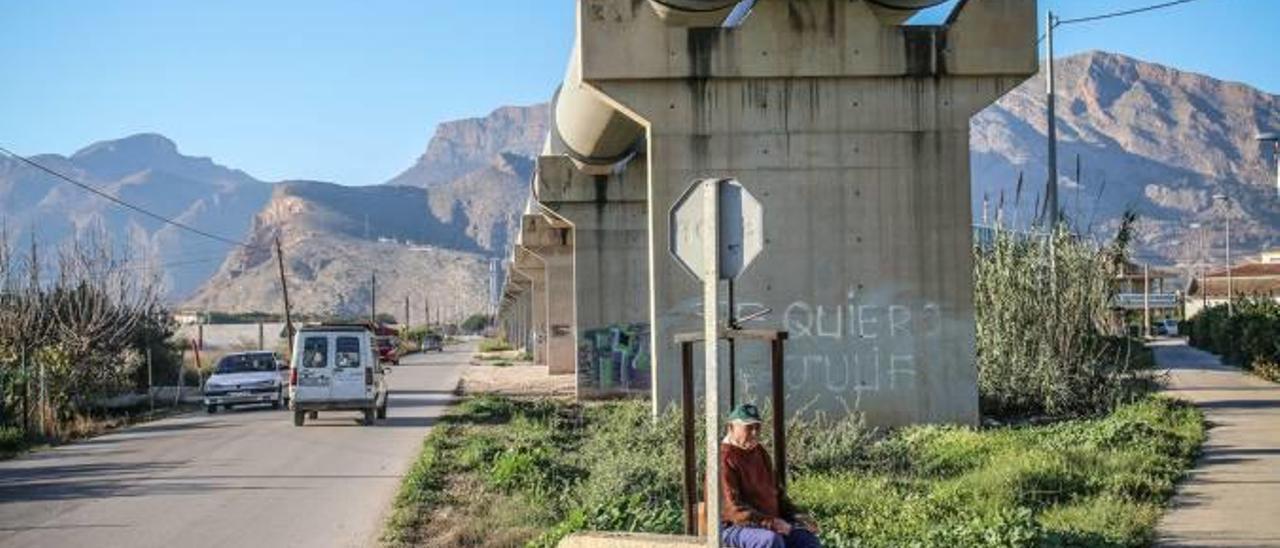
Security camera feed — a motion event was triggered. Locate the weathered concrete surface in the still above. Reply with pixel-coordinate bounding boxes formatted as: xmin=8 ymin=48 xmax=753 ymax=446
xmin=0 ymin=348 xmax=468 ymax=548
xmin=573 ymin=0 xmax=1036 ymax=425
xmin=1155 ymin=339 xmax=1280 ymax=547
xmin=558 ymin=532 xmax=702 ymax=548
xmin=536 ymin=154 xmax=651 ymax=398
xmin=513 ymin=246 xmax=548 ymax=365
xmin=520 ymin=213 xmax=577 ymax=375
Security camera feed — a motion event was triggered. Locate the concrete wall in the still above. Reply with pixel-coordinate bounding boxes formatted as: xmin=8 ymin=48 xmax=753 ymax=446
xmin=573 ymin=0 xmax=1035 ymax=426
xmin=537 ymin=155 xmax=652 ymax=398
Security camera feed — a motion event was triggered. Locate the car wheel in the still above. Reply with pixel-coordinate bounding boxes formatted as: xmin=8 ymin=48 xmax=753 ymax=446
xmin=308 ymin=411 xmax=318 ymax=420
xmin=293 ymin=410 xmax=305 ymax=427
xmin=206 ymin=404 xmax=217 ymax=414
xmin=362 ymin=409 xmax=375 ymax=426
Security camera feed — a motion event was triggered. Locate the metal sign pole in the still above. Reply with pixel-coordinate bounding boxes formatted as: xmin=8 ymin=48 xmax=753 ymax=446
xmin=701 ymin=180 xmax=723 ymax=548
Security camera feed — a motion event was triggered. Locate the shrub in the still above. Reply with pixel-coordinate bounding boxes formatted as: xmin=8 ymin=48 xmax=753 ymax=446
xmin=974 ymin=218 xmax=1149 ymax=419
xmin=1186 ymin=299 xmax=1280 ymax=380
xmin=478 ymin=338 xmax=513 ymax=353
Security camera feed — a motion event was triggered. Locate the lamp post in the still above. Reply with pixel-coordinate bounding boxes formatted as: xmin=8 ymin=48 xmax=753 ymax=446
xmin=1259 ymin=132 xmax=1279 ymax=197
xmin=1212 ymin=194 xmax=1233 ymax=317
xmin=1189 ymin=222 xmax=1207 ymax=310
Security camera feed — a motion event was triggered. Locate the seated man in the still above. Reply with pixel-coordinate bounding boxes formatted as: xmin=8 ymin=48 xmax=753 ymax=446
xmin=721 ymin=403 xmax=823 ymax=548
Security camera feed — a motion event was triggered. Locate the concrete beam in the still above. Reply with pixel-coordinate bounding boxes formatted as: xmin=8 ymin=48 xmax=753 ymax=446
xmin=512 ymin=246 xmax=547 ymax=366
xmin=520 ymin=213 xmax=576 ymax=375
xmin=536 ymin=154 xmax=651 ymax=399
xmin=572 ymin=0 xmax=1037 ymax=426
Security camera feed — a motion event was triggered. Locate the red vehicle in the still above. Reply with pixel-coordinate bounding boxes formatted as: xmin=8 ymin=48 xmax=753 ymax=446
xmin=375 ymin=336 xmax=400 ymax=365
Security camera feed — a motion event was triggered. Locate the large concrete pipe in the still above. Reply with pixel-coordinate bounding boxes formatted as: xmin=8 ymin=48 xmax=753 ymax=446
xmin=647 ymin=0 xmax=741 ymax=27
xmin=552 ymin=44 xmax=644 ymax=173
xmin=866 ymin=0 xmax=951 ymax=25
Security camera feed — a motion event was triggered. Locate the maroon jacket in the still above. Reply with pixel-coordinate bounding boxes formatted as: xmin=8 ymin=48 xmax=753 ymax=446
xmin=720 ymin=441 xmax=798 ymax=526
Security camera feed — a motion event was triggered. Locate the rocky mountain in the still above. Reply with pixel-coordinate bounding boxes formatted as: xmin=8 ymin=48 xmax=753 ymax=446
xmin=387 ymin=104 xmax=548 ymax=253
xmin=972 ymin=51 xmax=1280 ymax=266
xmin=183 ymin=181 xmax=490 ymax=317
xmin=0 ymin=134 xmax=272 ymax=298
xmin=187 ymin=103 xmax=550 ymax=317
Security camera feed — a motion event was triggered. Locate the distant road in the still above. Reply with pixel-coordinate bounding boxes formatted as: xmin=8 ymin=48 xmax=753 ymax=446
xmin=0 ymin=346 xmax=469 ymax=548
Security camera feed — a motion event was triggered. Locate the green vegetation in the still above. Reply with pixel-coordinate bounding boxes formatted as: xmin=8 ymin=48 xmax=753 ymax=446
xmin=462 ymin=314 xmax=492 ymax=333
xmin=1186 ymin=299 xmax=1280 ymax=382
xmin=384 ymin=395 xmax=1203 ymax=548
xmin=478 ymin=338 xmax=513 ymax=353
xmin=0 ymin=426 xmax=27 ymax=459
xmin=975 ymin=218 xmax=1152 ymax=419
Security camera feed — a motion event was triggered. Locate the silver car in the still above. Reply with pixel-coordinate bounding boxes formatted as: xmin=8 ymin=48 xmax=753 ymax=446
xmin=204 ymin=351 xmax=287 ymax=413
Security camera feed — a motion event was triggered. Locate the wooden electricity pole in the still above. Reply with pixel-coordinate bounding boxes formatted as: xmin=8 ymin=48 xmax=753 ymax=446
xmin=370 ymin=272 xmax=378 ymax=324
xmin=275 ymin=236 xmax=295 ymax=359
xmin=404 ymin=296 xmax=410 ymax=329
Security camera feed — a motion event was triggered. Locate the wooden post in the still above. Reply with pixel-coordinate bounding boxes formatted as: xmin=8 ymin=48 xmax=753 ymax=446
xmin=147 ymin=346 xmax=154 ymax=412
xmin=275 ymin=236 xmax=295 ymax=359
xmin=771 ymin=338 xmax=786 ymax=490
xmin=258 ymin=321 xmax=265 ymax=350
xmin=1143 ymin=263 xmax=1151 ymax=338
xmin=681 ymin=341 xmax=697 ymax=536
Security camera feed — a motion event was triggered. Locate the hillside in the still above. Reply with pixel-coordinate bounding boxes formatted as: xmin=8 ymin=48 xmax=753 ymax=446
xmin=0 ymin=134 xmax=272 ymax=298
xmin=183 ymin=181 xmax=490 ymax=317
xmin=972 ymin=50 xmax=1280 ymax=265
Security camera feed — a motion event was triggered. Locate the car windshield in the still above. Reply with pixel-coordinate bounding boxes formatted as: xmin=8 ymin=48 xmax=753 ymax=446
xmin=215 ymin=354 xmax=276 ymax=374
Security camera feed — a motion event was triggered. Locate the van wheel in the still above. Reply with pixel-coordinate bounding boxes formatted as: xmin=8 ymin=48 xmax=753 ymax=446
xmin=293 ymin=411 xmax=305 ymax=427
xmin=206 ymin=404 xmax=217 ymax=414
xmin=362 ymin=409 xmax=375 ymax=426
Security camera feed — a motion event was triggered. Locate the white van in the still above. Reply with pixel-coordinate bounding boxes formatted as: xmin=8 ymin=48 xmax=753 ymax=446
xmin=288 ymin=325 xmax=389 ymax=426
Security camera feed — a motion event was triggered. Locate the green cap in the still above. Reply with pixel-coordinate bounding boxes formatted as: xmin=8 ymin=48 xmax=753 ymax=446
xmin=727 ymin=403 xmax=762 ymax=425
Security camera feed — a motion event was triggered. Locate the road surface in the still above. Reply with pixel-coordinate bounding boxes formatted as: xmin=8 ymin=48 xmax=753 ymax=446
xmin=1154 ymin=339 xmax=1280 ymax=547
xmin=0 ymin=345 xmax=468 ymax=548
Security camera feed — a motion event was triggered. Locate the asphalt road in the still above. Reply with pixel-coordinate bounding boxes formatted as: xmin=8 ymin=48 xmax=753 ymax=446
xmin=0 ymin=345 xmax=469 ymax=548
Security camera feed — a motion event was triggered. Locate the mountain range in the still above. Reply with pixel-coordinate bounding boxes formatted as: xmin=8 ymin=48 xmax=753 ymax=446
xmin=2 ymin=50 xmax=1276 ymax=316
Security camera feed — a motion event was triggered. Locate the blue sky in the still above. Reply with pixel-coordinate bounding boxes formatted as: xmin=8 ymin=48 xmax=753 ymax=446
xmin=1 ymin=0 xmax=1275 ymax=186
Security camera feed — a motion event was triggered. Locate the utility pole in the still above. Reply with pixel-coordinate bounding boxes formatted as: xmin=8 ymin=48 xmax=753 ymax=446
xmin=1143 ymin=263 xmax=1151 ymax=339
xmin=275 ymin=236 xmax=295 ymax=359
xmin=424 ymin=294 xmax=430 ymax=329
xmin=1044 ymin=10 xmax=1059 ymax=229
xmin=370 ymin=272 xmax=378 ymax=324
xmin=404 ymin=296 xmax=410 ymax=329
xmin=1213 ymin=194 xmax=1234 ymax=317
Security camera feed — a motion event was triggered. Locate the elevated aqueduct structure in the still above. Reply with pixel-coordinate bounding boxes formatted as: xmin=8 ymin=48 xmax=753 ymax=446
xmin=496 ymin=0 xmax=1036 ymax=426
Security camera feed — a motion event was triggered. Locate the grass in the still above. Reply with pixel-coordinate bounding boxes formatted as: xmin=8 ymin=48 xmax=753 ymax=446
xmin=383 ymin=395 xmax=1205 ymax=548
xmin=478 ymin=338 xmax=513 ymax=353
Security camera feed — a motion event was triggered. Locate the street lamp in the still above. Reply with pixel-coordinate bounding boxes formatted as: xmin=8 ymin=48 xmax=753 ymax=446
xmin=1259 ymin=132 xmax=1279 ymax=197
xmin=1189 ymin=222 xmax=1207 ymax=309
xmin=1212 ymin=194 xmax=1233 ymax=316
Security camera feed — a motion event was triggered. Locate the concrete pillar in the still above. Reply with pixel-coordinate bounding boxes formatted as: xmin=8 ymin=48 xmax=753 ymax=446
xmin=513 ymin=247 xmax=547 ymax=365
xmin=520 ymin=213 xmax=577 ymax=375
xmin=570 ymin=0 xmax=1036 ymax=426
xmin=536 ymin=154 xmax=651 ymax=398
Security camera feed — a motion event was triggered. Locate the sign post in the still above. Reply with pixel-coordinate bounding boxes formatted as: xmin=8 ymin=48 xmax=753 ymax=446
xmin=670 ymin=178 xmax=764 ymax=546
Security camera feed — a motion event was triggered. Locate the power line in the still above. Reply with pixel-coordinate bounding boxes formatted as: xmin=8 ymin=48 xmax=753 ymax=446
xmin=0 ymin=145 xmax=263 ymax=251
xmin=1056 ymin=0 xmax=1206 ymax=27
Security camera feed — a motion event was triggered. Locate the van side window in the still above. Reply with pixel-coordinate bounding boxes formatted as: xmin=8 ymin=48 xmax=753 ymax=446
xmin=335 ymin=336 xmax=362 ymax=369
xmin=302 ymin=337 xmax=328 ymax=369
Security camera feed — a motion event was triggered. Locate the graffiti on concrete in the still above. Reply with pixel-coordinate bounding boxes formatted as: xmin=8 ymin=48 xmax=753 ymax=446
xmin=781 ymin=287 xmax=945 ymax=415
xmin=578 ymin=323 xmax=651 ymax=397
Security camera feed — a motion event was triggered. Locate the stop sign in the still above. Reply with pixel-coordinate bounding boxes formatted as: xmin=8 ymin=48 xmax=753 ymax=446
xmin=669 ymin=178 xmax=764 ymax=281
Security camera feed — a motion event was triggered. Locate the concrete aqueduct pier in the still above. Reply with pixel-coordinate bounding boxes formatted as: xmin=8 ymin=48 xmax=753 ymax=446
xmin=498 ymin=0 xmax=1037 ymax=426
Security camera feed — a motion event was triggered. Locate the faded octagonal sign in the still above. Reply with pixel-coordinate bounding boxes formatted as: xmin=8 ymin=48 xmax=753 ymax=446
xmin=669 ymin=178 xmax=763 ymax=281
